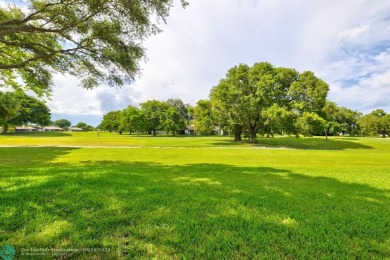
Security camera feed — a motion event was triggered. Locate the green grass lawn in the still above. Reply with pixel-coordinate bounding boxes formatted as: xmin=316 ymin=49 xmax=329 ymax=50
xmin=0 ymin=133 xmax=389 ymax=258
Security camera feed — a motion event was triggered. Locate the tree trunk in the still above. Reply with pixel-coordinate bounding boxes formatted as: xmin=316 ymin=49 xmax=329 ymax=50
xmin=153 ymin=129 xmax=156 ymax=136
xmin=233 ymin=124 xmax=242 ymax=142
xmin=234 ymin=131 xmax=241 ymax=142
xmin=325 ymin=129 xmax=328 ymax=140
xmin=2 ymin=124 xmax=8 ymax=134
xmin=249 ymin=127 xmax=256 ymax=143
xmin=381 ymin=131 xmax=386 ymax=138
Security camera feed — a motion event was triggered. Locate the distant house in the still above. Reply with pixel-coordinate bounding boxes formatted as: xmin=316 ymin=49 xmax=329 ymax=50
xmin=69 ymin=126 xmax=84 ymax=132
xmin=43 ymin=126 xmax=63 ymax=132
xmin=15 ymin=126 xmax=40 ymax=132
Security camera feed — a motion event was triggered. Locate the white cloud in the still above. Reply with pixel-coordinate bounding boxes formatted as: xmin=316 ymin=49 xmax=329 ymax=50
xmin=338 ymin=25 xmax=370 ymax=41
xmin=46 ymin=74 xmax=101 ymax=116
xmin=131 ymin=0 xmax=390 ymax=114
xmin=330 ymin=69 xmax=390 ymax=113
xmin=46 ymin=74 xmax=140 ymax=117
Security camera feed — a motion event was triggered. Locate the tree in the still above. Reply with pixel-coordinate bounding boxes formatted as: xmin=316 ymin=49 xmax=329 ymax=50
xmin=10 ymin=92 xmax=51 ymax=127
xmin=0 ymin=91 xmax=21 ymax=133
xmin=53 ymin=119 xmax=71 ymax=129
xmin=167 ymin=99 xmax=190 ymax=125
xmin=210 ymin=63 xmax=256 ymax=141
xmin=210 ymin=78 xmax=243 ymax=141
xmin=120 ymin=106 xmax=145 ymax=135
xmin=289 ymin=71 xmax=329 ymax=114
xmin=295 ymin=112 xmax=326 ymax=137
xmin=76 ymin=122 xmax=94 ymax=131
xmin=141 ymin=100 xmax=166 ymax=136
xmin=162 ymin=106 xmax=183 ymax=135
xmin=192 ymin=99 xmax=214 ymax=135
xmin=322 ymin=101 xmax=362 ymax=138
xmin=0 ymin=0 xmax=187 ymax=96
xmin=322 ymin=101 xmax=339 ymax=139
xmin=262 ymin=104 xmax=294 ymax=137
xmin=357 ymin=109 xmax=390 ymax=138
xmin=210 ymin=62 xmax=329 ymax=143
xmin=99 ymin=110 xmax=121 ymax=133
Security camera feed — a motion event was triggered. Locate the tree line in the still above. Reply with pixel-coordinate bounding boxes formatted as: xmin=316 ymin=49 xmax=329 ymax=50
xmin=99 ymin=62 xmax=390 ymax=141
xmin=99 ymin=99 xmax=190 ymax=136
xmin=0 ymin=91 xmax=94 ymax=133
xmin=52 ymin=119 xmax=95 ymax=131
xmin=1 ymin=62 xmax=388 ymax=138
xmin=0 ymin=91 xmax=50 ymax=133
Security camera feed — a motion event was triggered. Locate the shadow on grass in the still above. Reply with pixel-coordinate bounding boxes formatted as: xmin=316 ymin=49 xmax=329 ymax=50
xmin=3 ymin=132 xmax=72 ymax=137
xmin=0 ymin=147 xmax=78 ymax=170
xmin=1 ymin=161 xmax=389 ymax=259
xmin=119 ymin=134 xmax=217 ymax=138
xmin=212 ymin=137 xmax=373 ymax=150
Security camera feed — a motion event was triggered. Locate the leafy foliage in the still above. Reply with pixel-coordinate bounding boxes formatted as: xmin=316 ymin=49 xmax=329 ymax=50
xmin=357 ymin=109 xmax=390 ymax=137
xmin=1 ymin=91 xmax=50 ymax=133
xmin=53 ymin=118 xmax=71 ymax=129
xmin=99 ymin=110 xmax=122 ymax=132
xmin=75 ymin=122 xmax=94 ymax=131
xmin=210 ymin=62 xmax=329 ymax=142
xmin=140 ymin=100 xmax=167 ymax=136
xmin=0 ymin=0 xmax=187 ymax=95
xmin=191 ymin=99 xmax=214 ymax=135
xmin=119 ymin=106 xmax=143 ymax=134
xmin=10 ymin=92 xmax=51 ymax=126
xmin=294 ymin=112 xmax=326 ymax=137
xmin=100 ymin=99 xmax=188 ymax=136
xmin=0 ymin=91 xmax=21 ymax=133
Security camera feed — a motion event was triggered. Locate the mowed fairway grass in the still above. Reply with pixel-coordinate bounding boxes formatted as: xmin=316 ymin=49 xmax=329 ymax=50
xmin=0 ymin=132 xmax=389 ymax=259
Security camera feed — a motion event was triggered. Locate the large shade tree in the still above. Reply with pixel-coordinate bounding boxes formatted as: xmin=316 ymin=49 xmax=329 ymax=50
xmin=358 ymin=109 xmax=390 ymax=138
xmin=141 ymin=100 xmax=166 ymax=136
xmin=191 ymin=99 xmax=214 ymax=135
xmin=120 ymin=106 xmax=145 ymax=135
xmin=140 ymin=100 xmax=186 ymax=136
xmin=166 ymin=98 xmax=190 ymax=126
xmin=321 ymin=101 xmax=362 ymax=137
xmin=99 ymin=110 xmax=122 ymax=132
xmin=0 ymin=0 xmax=187 ymax=96
xmin=10 ymin=92 xmax=51 ymax=127
xmin=210 ymin=62 xmax=329 ymax=143
xmin=0 ymin=91 xmax=50 ymax=133
xmin=53 ymin=118 xmax=71 ymax=129
xmin=0 ymin=91 xmax=21 ymax=133
xmin=75 ymin=122 xmax=94 ymax=131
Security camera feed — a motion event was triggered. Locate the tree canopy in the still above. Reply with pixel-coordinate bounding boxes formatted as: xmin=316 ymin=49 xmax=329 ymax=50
xmin=53 ymin=118 xmax=71 ymax=129
xmin=191 ymin=99 xmax=214 ymax=135
xmin=99 ymin=99 xmax=189 ymax=136
xmin=0 ymin=91 xmax=50 ymax=133
xmin=0 ymin=91 xmax=21 ymax=133
xmin=75 ymin=122 xmax=94 ymax=131
xmin=10 ymin=92 xmax=51 ymax=127
xmin=210 ymin=62 xmax=329 ymax=142
xmin=357 ymin=109 xmax=390 ymax=138
xmin=96 ymin=61 xmax=387 ymax=140
xmin=0 ymin=0 xmax=187 ymax=96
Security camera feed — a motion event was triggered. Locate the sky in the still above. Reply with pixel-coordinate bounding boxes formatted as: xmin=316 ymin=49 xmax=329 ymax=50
xmin=3 ymin=0 xmax=390 ymax=126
